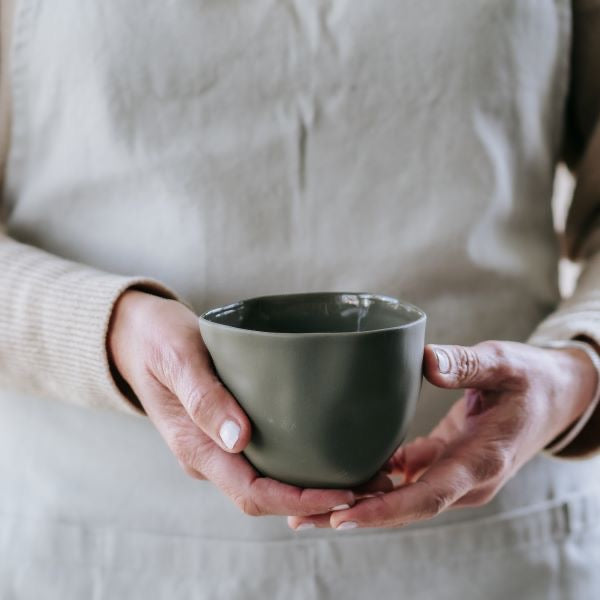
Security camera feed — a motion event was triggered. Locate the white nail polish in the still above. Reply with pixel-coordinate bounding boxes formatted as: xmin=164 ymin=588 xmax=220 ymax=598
xmin=337 ymin=521 xmax=358 ymax=530
xmin=295 ymin=523 xmax=316 ymax=531
xmin=433 ymin=347 xmax=451 ymax=374
xmin=219 ymin=420 xmax=240 ymax=450
xmin=331 ymin=504 xmax=350 ymax=511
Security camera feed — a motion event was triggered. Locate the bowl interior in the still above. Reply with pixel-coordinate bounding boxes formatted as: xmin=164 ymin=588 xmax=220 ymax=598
xmin=201 ymin=293 xmax=425 ymax=334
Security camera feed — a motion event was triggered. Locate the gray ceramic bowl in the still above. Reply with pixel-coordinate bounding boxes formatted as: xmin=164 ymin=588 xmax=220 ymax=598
xmin=199 ymin=292 xmax=426 ymax=488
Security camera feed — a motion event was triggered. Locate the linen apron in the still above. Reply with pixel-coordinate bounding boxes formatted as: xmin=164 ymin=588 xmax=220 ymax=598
xmin=2 ymin=0 xmax=600 ymax=598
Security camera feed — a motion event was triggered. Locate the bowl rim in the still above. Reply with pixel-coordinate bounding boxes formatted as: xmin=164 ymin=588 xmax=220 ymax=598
xmin=198 ymin=291 xmax=427 ymax=338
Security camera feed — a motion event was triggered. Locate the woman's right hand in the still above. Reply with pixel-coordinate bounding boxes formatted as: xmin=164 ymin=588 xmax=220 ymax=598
xmin=107 ymin=290 xmax=357 ymax=517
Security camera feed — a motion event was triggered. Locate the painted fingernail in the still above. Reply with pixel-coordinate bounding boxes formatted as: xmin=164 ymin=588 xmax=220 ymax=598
xmin=295 ymin=523 xmax=316 ymax=531
xmin=219 ymin=420 xmax=240 ymax=450
xmin=331 ymin=503 xmax=351 ymax=511
xmin=433 ymin=347 xmax=451 ymax=374
xmin=337 ymin=521 xmax=358 ymax=530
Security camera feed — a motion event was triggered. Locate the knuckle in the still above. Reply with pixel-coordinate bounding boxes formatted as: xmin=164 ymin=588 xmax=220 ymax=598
xmin=486 ymin=453 xmax=507 ymax=479
xmin=427 ymin=491 xmax=450 ymax=517
xmin=169 ymin=431 xmax=205 ymax=470
xmin=475 ymin=452 xmax=507 ymax=481
xmin=479 ymin=341 xmax=525 ymax=385
xmin=185 ymin=379 xmax=224 ymax=424
xmin=153 ymin=341 xmax=187 ymax=383
xmin=498 ymin=361 xmax=524 ymax=386
xmin=169 ymin=433 xmax=191 ymax=463
xmin=480 ymin=341 xmax=507 ymax=362
xmin=234 ymin=495 xmax=263 ymax=517
xmin=470 ymin=485 xmax=500 ymax=507
xmin=484 ymin=443 xmax=515 ymax=480
xmin=455 ymin=346 xmax=482 ymax=382
xmin=417 ymin=481 xmax=451 ymax=518
xmin=495 ymin=404 xmax=531 ymax=437
xmin=468 ymin=442 xmax=512 ymax=482
xmin=179 ymin=461 xmax=205 ymax=480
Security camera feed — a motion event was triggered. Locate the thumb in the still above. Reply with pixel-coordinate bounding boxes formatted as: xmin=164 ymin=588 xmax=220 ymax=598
xmin=424 ymin=342 xmax=522 ymax=390
xmin=165 ymin=349 xmax=252 ymax=454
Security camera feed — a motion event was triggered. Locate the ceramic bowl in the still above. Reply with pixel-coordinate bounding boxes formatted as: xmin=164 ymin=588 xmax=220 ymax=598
xmin=198 ymin=292 xmax=426 ymax=488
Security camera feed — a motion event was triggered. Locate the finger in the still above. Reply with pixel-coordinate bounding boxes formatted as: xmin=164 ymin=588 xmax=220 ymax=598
xmin=386 ymin=432 xmax=451 ymax=477
xmin=287 ymin=493 xmax=368 ymax=530
xmin=329 ymin=457 xmax=477 ymax=529
xmin=423 ymin=341 xmax=525 ymax=391
xmin=452 ymin=483 xmax=499 ymax=509
xmin=400 ymin=436 xmax=447 ymax=482
xmin=140 ymin=378 xmax=220 ymax=474
xmin=207 ymin=452 xmax=356 ymax=516
xmin=146 ymin=385 xmax=357 ymax=516
xmin=180 ymin=464 xmax=207 ymax=480
xmin=353 ymin=472 xmax=395 ymax=496
xmin=177 ymin=418 xmax=356 ymax=517
xmin=287 ymin=514 xmax=332 ymax=530
xmin=162 ymin=342 xmax=252 ymax=453
xmin=142 ymin=371 xmax=359 ymax=516
xmin=383 ymin=447 xmax=405 ymax=475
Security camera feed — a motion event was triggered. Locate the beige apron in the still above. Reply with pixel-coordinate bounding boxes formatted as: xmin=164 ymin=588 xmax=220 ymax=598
xmin=2 ymin=0 xmax=600 ymax=598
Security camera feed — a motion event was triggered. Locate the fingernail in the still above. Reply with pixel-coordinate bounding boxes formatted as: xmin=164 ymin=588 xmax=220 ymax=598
xmin=295 ymin=522 xmax=316 ymax=531
xmin=433 ymin=347 xmax=451 ymax=374
xmin=219 ymin=420 xmax=240 ymax=450
xmin=331 ymin=503 xmax=351 ymax=511
xmin=337 ymin=521 xmax=358 ymax=530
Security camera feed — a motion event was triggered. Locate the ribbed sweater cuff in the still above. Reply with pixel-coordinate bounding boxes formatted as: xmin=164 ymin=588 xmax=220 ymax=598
xmin=528 ymin=301 xmax=600 ymax=460
xmin=0 ymin=235 xmax=179 ymax=415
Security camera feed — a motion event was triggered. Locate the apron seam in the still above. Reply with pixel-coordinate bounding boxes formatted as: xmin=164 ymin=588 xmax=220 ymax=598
xmin=3 ymin=0 xmax=35 ymax=219
xmin=1 ymin=487 xmax=599 ymax=546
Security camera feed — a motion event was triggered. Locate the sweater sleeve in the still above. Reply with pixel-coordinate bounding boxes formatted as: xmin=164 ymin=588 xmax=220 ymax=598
xmin=528 ymin=0 xmax=600 ymax=457
xmin=0 ymin=231 xmax=178 ymax=415
xmin=1 ymin=0 xmax=180 ymax=415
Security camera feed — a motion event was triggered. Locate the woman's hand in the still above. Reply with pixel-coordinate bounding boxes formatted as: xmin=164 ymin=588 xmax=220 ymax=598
xmin=108 ymin=291 xmax=359 ymax=517
xmin=288 ymin=340 xmax=598 ymax=531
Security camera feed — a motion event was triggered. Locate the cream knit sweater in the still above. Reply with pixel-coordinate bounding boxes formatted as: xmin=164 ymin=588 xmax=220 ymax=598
xmin=0 ymin=0 xmax=178 ymax=415
xmin=1 ymin=0 xmax=600 ymax=454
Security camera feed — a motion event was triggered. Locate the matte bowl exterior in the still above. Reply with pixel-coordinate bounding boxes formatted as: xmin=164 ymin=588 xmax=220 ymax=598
xmin=199 ymin=293 xmax=426 ymax=488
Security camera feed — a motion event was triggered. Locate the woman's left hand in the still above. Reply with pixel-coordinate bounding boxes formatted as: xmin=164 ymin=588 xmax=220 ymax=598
xmin=288 ymin=341 xmax=598 ymax=531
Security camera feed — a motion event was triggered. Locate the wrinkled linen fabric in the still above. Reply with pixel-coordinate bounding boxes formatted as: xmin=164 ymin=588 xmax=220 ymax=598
xmin=2 ymin=1 xmax=600 ymax=598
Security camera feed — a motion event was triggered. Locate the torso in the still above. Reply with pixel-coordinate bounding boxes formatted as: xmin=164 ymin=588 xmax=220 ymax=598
xmin=2 ymin=1 xmax=600 ymax=597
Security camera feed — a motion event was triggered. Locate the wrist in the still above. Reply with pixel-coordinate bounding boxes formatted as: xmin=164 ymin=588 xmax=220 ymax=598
xmin=536 ymin=340 xmax=600 ymax=454
xmin=557 ymin=346 xmax=598 ymax=422
xmin=108 ymin=290 xmax=146 ymax=370
xmin=107 ymin=289 xmax=168 ymax=407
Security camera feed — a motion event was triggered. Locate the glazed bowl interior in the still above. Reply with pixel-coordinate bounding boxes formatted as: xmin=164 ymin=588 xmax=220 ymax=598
xmin=201 ymin=292 xmax=425 ymax=334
